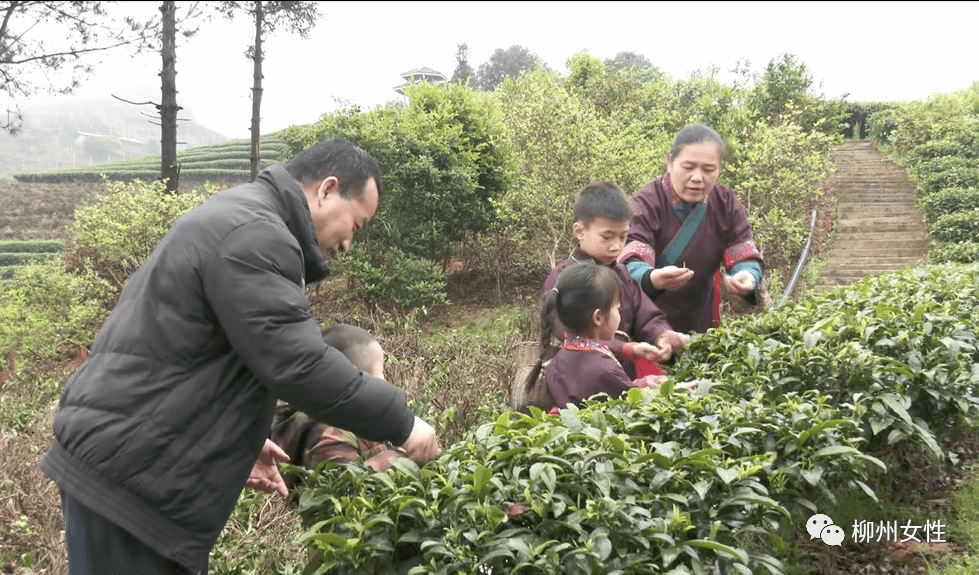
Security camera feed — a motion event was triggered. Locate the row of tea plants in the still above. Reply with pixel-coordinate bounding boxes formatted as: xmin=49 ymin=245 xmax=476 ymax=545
xmin=865 ymin=83 xmax=979 ymax=264
xmin=290 ymin=262 xmax=979 ymax=575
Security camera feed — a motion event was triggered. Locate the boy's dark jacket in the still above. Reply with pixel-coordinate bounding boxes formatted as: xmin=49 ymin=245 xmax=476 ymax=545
xmin=41 ymin=165 xmax=415 ymax=572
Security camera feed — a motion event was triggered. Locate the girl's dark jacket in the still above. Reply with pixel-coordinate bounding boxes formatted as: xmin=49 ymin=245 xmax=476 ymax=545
xmin=41 ymin=165 xmax=415 ymax=573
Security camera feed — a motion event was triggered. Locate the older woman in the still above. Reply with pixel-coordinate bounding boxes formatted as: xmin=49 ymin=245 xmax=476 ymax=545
xmin=619 ymin=125 xmax=764 ymax=334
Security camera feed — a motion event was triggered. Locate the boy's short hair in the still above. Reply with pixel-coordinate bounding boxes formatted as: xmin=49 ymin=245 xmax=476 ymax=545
xmin=573 ymin=181 xmax=633 ymax=225
xmin=321 ymin=324 xmax=379 ymax=373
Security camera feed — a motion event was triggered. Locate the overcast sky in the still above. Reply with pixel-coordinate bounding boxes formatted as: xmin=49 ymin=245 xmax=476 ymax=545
xmin=59 ymin=1 xmax=979 ymax=139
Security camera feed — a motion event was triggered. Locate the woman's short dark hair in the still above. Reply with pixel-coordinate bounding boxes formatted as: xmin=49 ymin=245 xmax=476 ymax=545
xmin=669 ymin=125 xmax=729 ymax=165
xmin=285 ymin=138 xmax=383 ymax=199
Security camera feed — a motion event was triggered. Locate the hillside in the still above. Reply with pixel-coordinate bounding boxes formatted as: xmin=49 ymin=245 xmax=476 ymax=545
xmin=0 ymin=95 xmax=229 ymax=178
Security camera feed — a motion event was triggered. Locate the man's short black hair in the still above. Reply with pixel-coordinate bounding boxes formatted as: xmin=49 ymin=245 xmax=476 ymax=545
xmin=321 ymin=324 xmax=379 ymax=373
xmin=285 ymin=138 xmax=383 ymax=199
xmin=573 ymin=181 xmax=633 ymax=225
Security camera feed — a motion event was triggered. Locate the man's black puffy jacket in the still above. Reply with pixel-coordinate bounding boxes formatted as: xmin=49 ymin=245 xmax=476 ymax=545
xmin=41 ymin=165 xmax=415 ymax=572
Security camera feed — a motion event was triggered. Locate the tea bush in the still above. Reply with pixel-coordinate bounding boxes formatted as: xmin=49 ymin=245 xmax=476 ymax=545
xmin=671 ymin=263 xmax=979 ymax=463
xmin=919 ymin=187 xmax=979 ymax=222
xmin=0 ymin=256 xmax=114 ymax=364
xmin=0 ymin=239 xmax=64 ymax=253
xmin=930 ymin=208 xmax=979 ymax=244
xmin=336 ymin=244 xmax=448 ymax=311
xmin=907 ymin=155 xmax=976 ymax=181
xmin=927 ymin=241 xmax=979 ymax=264
xmin=915 ymin=167 xmax=979 ymax=198
xmin=66 ymin=178 xmax=214 ymax=289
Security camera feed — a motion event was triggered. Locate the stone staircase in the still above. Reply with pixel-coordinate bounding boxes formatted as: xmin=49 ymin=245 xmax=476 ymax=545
xmin=815 ymin=141 xmax=930 ymax=290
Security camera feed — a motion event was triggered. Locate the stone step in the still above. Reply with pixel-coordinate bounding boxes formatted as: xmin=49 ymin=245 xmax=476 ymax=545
xmin=838 ymin=203 xmax=919 ymax=212
xmin=822 ymin=263 xmax=920 ymax=275
xmin=838 ymin=216 xmax=925 ymax=227
xmin=834 ymin=192 xmax=916 ymax=199
xmin=836 ymin=222 xmax=927 ymax=234
xmin=826 ymin=256 xmax=925 ymax=266
xmin=833 ymin=232 xmax=929 ymax=242
xmin=831 ymin=247 xmax=928 ymax=258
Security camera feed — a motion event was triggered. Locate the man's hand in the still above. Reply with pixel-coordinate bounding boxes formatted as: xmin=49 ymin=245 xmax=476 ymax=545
xmin=723 ymin=270 xmax=756 ymax=296
xmin=399 ymin=416 xmax=440 ymax=465
xmin=246 ymin=439 xmax=290 ymax=497
xmin=651 ymin=266 xmax=694 ymax=291
xmin=632 ymin=341 xmax=672 ymax=363
xmin=657 ymin=330 xmax=690 ymax=353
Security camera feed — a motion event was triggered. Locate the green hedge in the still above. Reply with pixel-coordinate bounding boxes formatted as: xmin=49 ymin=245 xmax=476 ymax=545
xmin=927 ymin=241 xmax=979 ymax=264
xmin=920 ymin=187 xmax=979 ymax=222
xmin=0 ymin=240 xmax=64 ymax=254
xmin=13 ymin=135 xmax=289 ymax=183
xmin=908 ymin=155 xmax=975 ymax=180
xmin=907 ymin=138 xmax=979 ymax=167
xmin=930 ymin=208 xmax=979 ymax=243
xmin=0 ymin=252 xmax=59 ymax=266
xmin=916 ymin=167 xmax=979 ymax=198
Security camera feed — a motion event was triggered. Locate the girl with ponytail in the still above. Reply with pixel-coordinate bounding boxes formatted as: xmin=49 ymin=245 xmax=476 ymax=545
xmin=538 ymin=262 xmax=697 ymax=409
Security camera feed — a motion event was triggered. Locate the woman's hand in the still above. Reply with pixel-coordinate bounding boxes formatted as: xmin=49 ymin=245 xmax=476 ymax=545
xmin=641 ymin=374 xmax=668 ymax=388
xmin=657 ymin=330 xmax=690 ymax=353
xmin=632 ymin=341 xmax=672 ymax=363
xmin=246 ymin=439 xmax=290 ymax=497
xmin=723 ymin=270 xmax=756 ymax=296
xmin=676 ymin=380 xmax=699 ymax=395
xmin=651 ymin=266 xmax=694 ymax=291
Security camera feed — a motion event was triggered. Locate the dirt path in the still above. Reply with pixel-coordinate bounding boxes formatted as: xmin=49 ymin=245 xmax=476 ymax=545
xmin=815 ymin=140 xmax=929 ymax=290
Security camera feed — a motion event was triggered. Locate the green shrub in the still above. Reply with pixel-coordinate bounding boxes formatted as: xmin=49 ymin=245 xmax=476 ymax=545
xmin=927 ymin=241 xmax=979 ymax=264
xmin=0 ymin=240 xmax=64 ymax=254
xmin=671 ymin=263 xmax=979 ymax=463
xmin=0 ymin=256 xmax=114 ymax=362
xmin=282 ymin=81 xmax=516 ymax=266
xmin=908 ymin=155 xmax=976 ymax=180
xmin=866 ymin=106 xmax=899 ymax=143
xmin=292 ymin=387 xmax=879 ymax=575
xmin=907 ymin=137 xmax=979 ymax=167
xmin=919 ymin=187 xmax=979 ymax=222
xmin=0 ymin=252 xmax=58 ymax=266
xmin=930 ymin=208 xmax=979 ymax=243
xmin=916 ymin=167 xmax=979 ymax=198
xmin=66 ymin=178 xmax=214 ymax=289
xmin=337 ymin=244 xmax=448 ymax=311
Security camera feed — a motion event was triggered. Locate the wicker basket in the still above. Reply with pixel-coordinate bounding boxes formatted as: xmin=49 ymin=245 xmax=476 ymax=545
xmin=507 ymin=341 xmax=554 ymax=413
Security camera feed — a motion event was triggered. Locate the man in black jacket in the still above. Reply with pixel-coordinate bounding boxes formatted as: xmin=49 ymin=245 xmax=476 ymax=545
xmin=41 ymin=139 xmax=439 ymax=575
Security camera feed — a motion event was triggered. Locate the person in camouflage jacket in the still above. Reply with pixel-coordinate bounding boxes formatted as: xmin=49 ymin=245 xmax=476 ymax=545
xmin=270 ymin=324 xmax=405 ymax=478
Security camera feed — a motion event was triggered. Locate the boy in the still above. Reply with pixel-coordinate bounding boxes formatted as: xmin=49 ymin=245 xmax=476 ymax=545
xmin=270 ymin=324 xmax=405 ymax=479
xmin=541 ymin=182 xmax=690 ymax=374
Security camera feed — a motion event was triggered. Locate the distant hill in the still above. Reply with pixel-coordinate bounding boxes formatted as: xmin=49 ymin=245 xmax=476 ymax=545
xmin=0 ymin=95 xmax=229 ymax=178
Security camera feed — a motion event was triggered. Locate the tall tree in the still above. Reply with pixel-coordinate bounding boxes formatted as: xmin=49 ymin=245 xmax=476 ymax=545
xmin=604 ymin=51 xmax=662 ymax=83
xmin=450 ymin=43 xmax=474 ymax=85
xmin=159 ymin=1 xmax=179 ymax=191
xmin=476 ymin=44 xmax=544 ymax=91
xmin=0 ymin=1 xmax=156 ymax=133
xmin=219 ymin=1 xmax=318 ymax=181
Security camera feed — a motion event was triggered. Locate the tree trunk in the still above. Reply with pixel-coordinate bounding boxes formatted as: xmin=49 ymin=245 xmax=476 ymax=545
xmin=160 ymin=1 xmax=179 ymax=193
xmin=249 ymin=0 xmax=264 ymax=182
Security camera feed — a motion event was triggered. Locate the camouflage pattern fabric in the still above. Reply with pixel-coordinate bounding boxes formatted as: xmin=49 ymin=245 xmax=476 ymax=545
xmin=269 ymin=401 xmax=404 ymax=474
